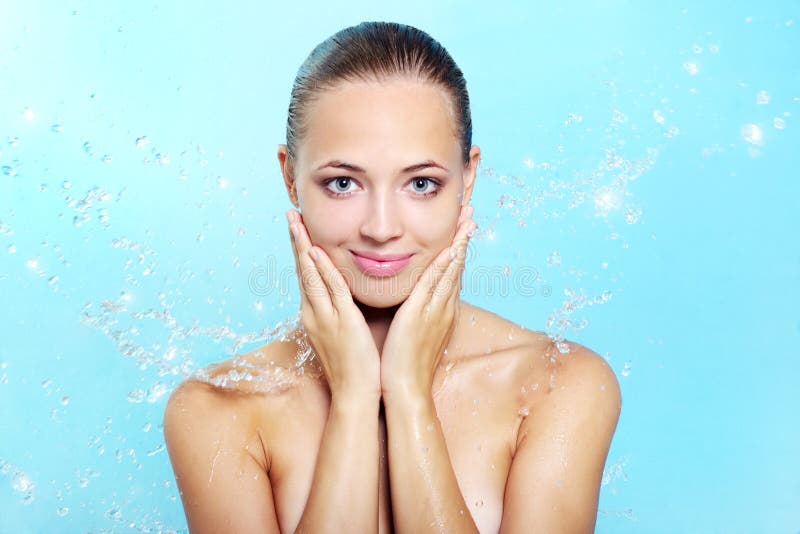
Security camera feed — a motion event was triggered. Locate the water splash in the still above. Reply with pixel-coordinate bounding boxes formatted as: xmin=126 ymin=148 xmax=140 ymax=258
xmin=1 ymin=460 xmax=35 ymax=505
xmin=186 ymin=312 xmax=321 ymax=393
xmin=545 ymin=287 xmax=612 ymax=353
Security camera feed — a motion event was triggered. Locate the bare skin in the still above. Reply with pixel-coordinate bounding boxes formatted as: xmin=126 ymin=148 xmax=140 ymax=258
xmin=164 ymin=304 xmax=620 ymax=533
xmin=163 ymin=76 xmax=622 ymax=533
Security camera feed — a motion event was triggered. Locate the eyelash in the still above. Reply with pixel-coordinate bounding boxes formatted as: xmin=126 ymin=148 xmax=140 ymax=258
xmin=321 ymin=177 xmax=443 ymax=199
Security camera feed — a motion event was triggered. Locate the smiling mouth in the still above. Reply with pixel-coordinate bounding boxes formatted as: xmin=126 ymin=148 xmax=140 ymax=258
xmin=350 ymin=250 xmax=414 ymax=277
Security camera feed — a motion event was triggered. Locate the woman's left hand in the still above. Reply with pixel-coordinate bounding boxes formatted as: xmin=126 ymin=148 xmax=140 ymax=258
xmin=380 ymin=205 xmax=476 ymax=400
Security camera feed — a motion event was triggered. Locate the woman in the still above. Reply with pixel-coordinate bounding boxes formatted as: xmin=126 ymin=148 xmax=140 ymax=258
xmin=164 ymin=21 xmax=621 ymax=533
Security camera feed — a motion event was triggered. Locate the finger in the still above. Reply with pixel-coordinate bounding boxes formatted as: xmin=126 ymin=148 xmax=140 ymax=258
xmin=432 ymin=213 xmax=473 ymax=294
xmin=287 ymin=210 xmax=314 ymax=313
xmin=406 ymin=214 xmax=473 ymax=309
xmin=432 ymin=218 xmax=474 ymax=307
xmin=309 ymin=244 xmax=354 ymax=314
xmin=291 ymin=213 xmax=335 ymax=316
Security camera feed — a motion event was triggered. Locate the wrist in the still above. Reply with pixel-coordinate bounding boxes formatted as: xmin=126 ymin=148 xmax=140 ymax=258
xmin=330 ymin=389 xmax=381 ymax=412
xmin=381 ymin=382 xmax=433 ymax=407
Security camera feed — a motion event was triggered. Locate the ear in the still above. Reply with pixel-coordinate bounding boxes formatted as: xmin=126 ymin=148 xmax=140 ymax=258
xmin=277 ymin=144 xmax=300 ymax=207
xmin=460 ymin=145 xmax=481 ymax=206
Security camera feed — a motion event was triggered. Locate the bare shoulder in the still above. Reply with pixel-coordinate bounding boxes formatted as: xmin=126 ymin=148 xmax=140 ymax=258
xmin=518 ymin=337 xmax=622 ymax=448
xmin=163 ymin=333 xmax=318 ymax=469
xmin=163 ymin=374 xmax=265 ymax=470
xmin=490 ymin=335 xmax=622 ymax=532
xmin=161 ymin=335 xmax=319 ymax=532
xmin=456 ymin=302 xmax=620 ymax=415
xmin=546 ymin=340 xmax=622 ymax=408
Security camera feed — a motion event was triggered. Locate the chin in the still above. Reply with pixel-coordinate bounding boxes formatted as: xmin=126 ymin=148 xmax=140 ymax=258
xmin=352 ymin=291 xmax=408 ymax=310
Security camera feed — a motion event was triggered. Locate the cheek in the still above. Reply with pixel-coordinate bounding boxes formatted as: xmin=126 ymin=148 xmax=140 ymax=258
xmin=301 ymin=204 xmax=360 ymax=247
xmin=406 ymin=199 xmax=460 ymax=249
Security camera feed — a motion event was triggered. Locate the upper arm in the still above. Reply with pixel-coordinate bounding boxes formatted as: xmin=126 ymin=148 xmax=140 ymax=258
xmin=163 ymin=379 xmax=281 ymax=534
xmin=499 ymin=343 xmax=622 ymax=534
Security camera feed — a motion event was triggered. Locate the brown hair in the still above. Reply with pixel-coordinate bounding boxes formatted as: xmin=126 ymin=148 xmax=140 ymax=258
xmin=285 ymin=21 xmax=472 ymax=168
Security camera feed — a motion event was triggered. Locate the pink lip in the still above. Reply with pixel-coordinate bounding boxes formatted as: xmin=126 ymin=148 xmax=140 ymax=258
xmin=351 ymin=250 xmax=414 ymax=277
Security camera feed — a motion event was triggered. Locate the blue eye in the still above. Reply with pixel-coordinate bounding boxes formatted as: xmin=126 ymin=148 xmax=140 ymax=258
xmin=408 ymin=177 xmax=441 ymax=197
xmin=322 ymin=176 xmax=442 ymax=198
xmin=323 ymin=177 xmax=358 ymax=197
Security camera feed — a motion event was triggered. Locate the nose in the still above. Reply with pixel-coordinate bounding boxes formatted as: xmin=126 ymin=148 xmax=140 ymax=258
xmin=359 ymin=191 xmax=403 ymax=243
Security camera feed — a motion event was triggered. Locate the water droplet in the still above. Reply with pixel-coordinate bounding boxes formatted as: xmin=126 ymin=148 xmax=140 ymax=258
xmin=83 ymin=141 xmax=94 ymax=156
xmin=60 ymin=395 xmax=70 ymax=406
xmin=102 ymin=155 xmax=113 ymax=164
xmin=7 ymin=244 xmax=16 ymax=254
xmin=564 ymin=112 xmax=583 ymax=126
xmin=2 ymin=166 xmax=17 ymax=177
xmin=773 ymin=117 xmax=786 ymax=130
xmin=62 ymin=180 xmax=71 ymax=190
xmin=142 ymin=422 xmax=152 ymax=432
xmin=56 ymin=506 xmax=69 ymax=517
xmin=12 ymin=470 xmax=35 ymax=504
xmin=741 ymin=123 xmax=763 ymax=145
xmin=756 ymin=90 xmax=770 ymax=105
xmin=547 ymin=250 xmax=561 ymax=266
xmin=147 ymin=382 xmax=168 ymax=403
xmin=653 ymin=110 xmax=665 ymax=124
xmin=23 ymin=108 xmax=34 ymax=121
xmin=147 ymin=444 xmax=166 ymax=456
xmin=683 ymin=62 xmax=699 ymax=75
xmin=127 ymin=389 xmax=145 ymax=403
xmin=518 ymin=407 xmax=530 ymax=416
xmin=51 ymin=124 xmax=64 ymax=133
xmin=7 ymin=136 xmax=19 ymax=147
xmin=624 ymin=207 xmax=642 ymax=224
xmin=621 ymin=361 xmax=632 ymax=377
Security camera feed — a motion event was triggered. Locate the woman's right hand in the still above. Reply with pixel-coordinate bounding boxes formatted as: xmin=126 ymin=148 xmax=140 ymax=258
xmin=286 ymin=209 xmax=381 ymax=402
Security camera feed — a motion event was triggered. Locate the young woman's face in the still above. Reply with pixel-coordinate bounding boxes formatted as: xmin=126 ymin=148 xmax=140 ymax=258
xmin=279 ymin=77 xmax=480 ymax=308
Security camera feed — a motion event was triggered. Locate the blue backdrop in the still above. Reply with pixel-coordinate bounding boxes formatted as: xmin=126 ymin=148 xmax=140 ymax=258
xmin=1 ymin=1 xmax=798 ymax=532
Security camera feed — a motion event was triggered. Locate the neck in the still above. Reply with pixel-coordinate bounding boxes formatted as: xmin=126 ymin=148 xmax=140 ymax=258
xmin=355 ymin=300 xmax=401 ymax=354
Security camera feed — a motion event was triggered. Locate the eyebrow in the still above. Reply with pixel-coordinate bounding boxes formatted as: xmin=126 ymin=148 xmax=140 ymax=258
xmin=316 ymin=159 xmax=450 ymax=173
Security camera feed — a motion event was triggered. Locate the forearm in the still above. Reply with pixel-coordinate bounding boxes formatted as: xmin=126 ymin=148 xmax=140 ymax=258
xmin=294 ymin=394 xmax=380 ymax=534
xmin=383 ymin=390 xmax=479 ymax=533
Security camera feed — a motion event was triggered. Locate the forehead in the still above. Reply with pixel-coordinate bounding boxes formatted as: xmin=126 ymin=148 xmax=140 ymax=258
xmin=297 ymin=78 xmax=461 ymax=171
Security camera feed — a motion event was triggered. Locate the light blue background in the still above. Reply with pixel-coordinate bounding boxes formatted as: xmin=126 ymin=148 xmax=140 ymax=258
xmin=1 ymin=1 xmax=798 ymax=532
